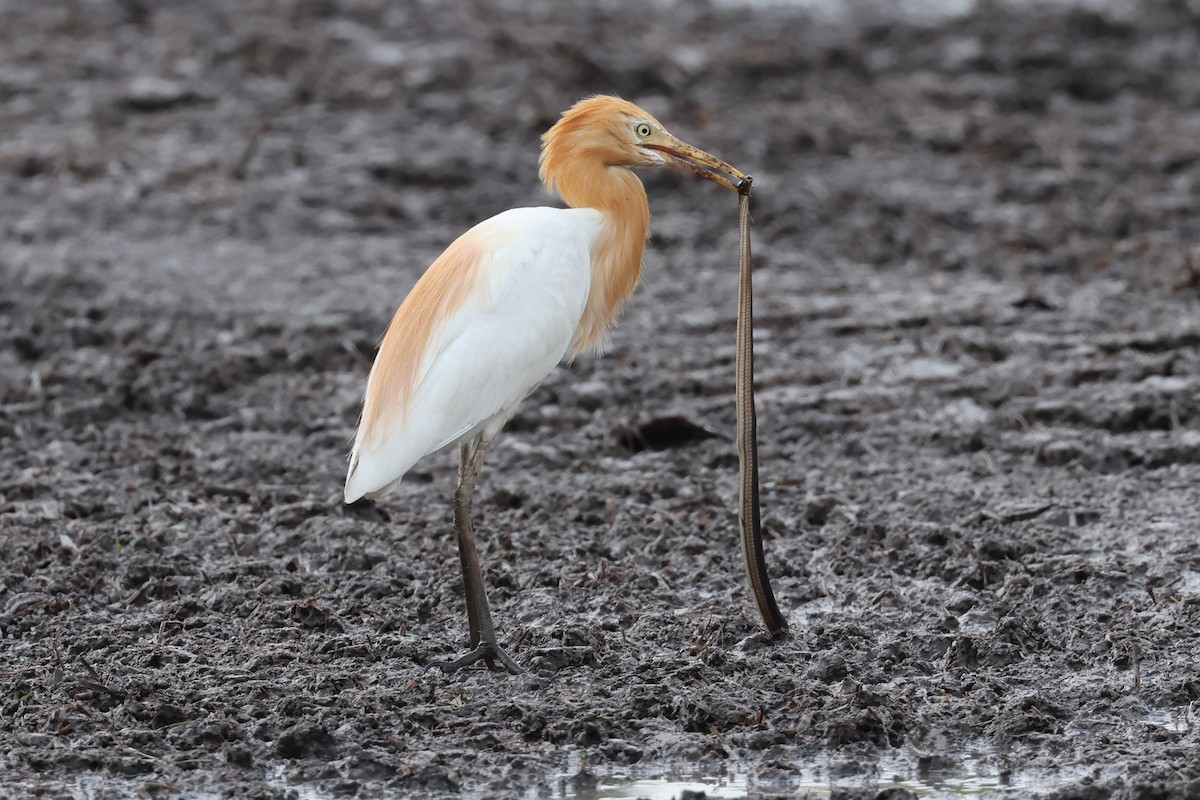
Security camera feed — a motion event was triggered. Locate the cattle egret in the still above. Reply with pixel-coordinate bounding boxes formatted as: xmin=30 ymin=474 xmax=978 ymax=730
xmin=345 ymin=96 xmax=748 ymax=673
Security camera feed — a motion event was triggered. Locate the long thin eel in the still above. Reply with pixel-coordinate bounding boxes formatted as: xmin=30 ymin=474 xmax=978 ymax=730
xmin=736 ymin=181 xmax=788 ymax=634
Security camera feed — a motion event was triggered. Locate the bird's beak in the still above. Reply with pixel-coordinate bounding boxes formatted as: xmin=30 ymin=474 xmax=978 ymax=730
xmin=645 ymin=135 xmax=750 ymax=193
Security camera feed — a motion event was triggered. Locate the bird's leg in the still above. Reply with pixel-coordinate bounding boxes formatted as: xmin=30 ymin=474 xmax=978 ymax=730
xmin=456 ymin=442 xmax=484 ymax=650
xmin=429 ymin=433 xmax=522 ymax=675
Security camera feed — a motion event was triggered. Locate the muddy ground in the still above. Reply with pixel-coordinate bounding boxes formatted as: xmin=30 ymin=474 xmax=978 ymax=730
xmin=2 ymin=0 xmax=1200 ymax=797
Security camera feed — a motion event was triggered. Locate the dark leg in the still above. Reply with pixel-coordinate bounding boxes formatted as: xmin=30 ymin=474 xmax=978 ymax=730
xmin=429 ymin=433 xmax=522 ymax=674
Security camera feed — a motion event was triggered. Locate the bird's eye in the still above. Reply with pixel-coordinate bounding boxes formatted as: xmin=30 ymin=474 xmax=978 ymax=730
xmin=635 ymin=123 xmax=653 ymax=138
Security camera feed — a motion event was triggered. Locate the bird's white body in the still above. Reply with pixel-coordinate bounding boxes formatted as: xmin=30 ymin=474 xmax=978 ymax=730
xmin=344 ymin=205 xmax=606 ymax=502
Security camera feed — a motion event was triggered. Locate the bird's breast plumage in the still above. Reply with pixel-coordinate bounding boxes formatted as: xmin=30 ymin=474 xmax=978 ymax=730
xmin=344 ymin=206 xmax=605 ymax=502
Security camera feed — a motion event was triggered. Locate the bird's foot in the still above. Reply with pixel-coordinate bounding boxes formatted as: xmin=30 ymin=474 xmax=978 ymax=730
xmin=428 ymin=641 xmax=523 ymax=675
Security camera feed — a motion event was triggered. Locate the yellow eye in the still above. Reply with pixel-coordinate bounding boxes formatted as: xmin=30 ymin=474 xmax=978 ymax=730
xmin=635 ymin=123 xmax=653 ymax=138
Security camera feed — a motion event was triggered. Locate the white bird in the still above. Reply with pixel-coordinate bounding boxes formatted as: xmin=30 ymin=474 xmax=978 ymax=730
xmin=345 ymin=95 xmax=747 ymax=673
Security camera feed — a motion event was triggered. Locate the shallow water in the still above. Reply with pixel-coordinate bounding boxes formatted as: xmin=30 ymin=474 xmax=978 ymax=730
xmin=541 ymin=754 xmax=1097 ymax=800
xmin=61 ymin=757 xmax=1094 ymax=800
xmin=707 ymin=0 xmax=1130 ymax=20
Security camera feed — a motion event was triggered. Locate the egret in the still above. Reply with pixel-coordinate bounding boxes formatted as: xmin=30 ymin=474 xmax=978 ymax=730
xmin=345 ymin=96 xmax=748 ymax=673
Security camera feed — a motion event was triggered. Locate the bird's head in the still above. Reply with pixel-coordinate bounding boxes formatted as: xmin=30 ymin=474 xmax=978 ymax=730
xmin=540 ymin=95 xmax=749 ymax=195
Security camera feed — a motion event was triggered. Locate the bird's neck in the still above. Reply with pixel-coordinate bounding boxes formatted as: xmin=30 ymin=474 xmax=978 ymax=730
xmin=554 ymin=164 xmax=650 ymax=357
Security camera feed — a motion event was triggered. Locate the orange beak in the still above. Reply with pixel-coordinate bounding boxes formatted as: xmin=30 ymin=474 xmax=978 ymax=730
xmin=645 ymin=136 xmax=751 ymax=193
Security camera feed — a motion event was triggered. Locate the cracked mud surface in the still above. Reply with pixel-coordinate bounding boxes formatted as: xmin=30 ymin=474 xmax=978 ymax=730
xmin=2 ymin=0 xmax=1199 ymax=797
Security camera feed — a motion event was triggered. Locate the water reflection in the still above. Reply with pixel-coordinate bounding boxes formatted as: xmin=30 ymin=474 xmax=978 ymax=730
xmin=544 ymin=754 xmax=1090 ymax=799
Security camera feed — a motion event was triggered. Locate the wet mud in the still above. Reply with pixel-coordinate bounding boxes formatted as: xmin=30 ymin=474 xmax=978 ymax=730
xmin=2 ymin=0 xmax=1199 ymax=797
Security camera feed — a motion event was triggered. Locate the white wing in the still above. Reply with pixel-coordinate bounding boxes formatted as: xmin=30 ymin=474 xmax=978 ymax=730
xmin=345 ymin=207 xmax=602 ymax=502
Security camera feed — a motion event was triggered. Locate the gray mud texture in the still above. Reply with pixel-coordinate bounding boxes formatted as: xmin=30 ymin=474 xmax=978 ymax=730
xmin=3 ymin=1 xmax=1200 ymax=798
